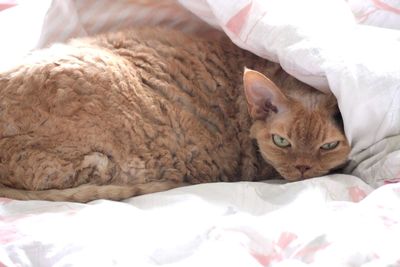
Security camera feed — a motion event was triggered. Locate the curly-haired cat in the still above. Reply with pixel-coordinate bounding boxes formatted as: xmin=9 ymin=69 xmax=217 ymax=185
xmin=0 ymin=28 xmax=350 ymax=202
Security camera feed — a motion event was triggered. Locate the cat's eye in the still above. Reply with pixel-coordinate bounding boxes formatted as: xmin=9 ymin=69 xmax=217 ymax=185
xmin=272 ymin=134 xmax=291 ymax=148
xmin=320 ymin=141 xmax=339 ymax=150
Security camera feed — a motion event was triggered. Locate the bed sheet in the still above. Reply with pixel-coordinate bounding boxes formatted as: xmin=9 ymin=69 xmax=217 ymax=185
xmin=3 ymin=175 xmax=400 ymax=267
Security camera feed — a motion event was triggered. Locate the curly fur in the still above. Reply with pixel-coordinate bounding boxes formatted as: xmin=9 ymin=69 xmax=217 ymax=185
xmin=0 ymin=28 xmax=350 ymax=202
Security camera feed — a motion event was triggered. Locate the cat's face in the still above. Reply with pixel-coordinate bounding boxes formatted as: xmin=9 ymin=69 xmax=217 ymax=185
xmin=244 ymin=69 xmax=350 ymax=181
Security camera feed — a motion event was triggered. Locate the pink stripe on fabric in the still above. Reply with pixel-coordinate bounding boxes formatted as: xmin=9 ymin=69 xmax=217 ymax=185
xmin=384 ymin=178 xmax=400 ymax=184
xmin=384 ymin=171 xmax=400 ymax=184
xmin=348 ymin=186 xmax=368 ymax=202
xmin=0 ymin=0 xmax=17 ymax=11
xmin=356 ymin=7 xmax=378 ymax=23
xmin=372 ymin=0 xmax=400 ymax=14
xmin=226 ymin=2 xmax=252 ymax=36
xmin=276 ymin=232 xmax=298 ymax=250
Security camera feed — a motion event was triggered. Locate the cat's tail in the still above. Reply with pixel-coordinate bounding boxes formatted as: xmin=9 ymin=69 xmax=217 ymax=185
xmin=0 ymin=181 xmax=183 ymax=203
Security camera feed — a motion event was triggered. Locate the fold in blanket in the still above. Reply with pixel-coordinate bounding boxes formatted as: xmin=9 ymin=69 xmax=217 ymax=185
xmin=179 ymin=0 xmax=400 ymax=187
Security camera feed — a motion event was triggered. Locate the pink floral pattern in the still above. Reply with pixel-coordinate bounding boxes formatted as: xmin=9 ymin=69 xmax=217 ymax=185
xmin=348 ymin=0 xmax=400 ymax=29
xmin=250 ymin=232 xmax=298 ymax=266
xmin=384 ymin=172 xmax=400 ymax=185
xmin=226 ymin=2 xmax=252 ymax=36
xmin=0 ymin=0 xmax=17 ymax=11
xmin=372 ymin=0 xmax=400 ymax=14
xmin=348 ymin=186 xmax=368 ymax=202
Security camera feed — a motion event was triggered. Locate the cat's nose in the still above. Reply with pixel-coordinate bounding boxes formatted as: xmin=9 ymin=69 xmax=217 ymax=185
xmin=295 ymin=165 xmax=311 ymax=174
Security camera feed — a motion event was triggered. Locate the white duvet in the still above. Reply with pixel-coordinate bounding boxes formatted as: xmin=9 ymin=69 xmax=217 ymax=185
xmin=1 ymin=0 xmax=400 ymax=266
xmin=2 ymin=176 xmax=400 ymax=267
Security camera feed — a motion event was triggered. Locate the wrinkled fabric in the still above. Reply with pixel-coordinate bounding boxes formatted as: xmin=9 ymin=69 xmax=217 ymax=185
xmin=178 ymin=0 xmax=400 ymax=187
xmin=2 ymin=176 xmax=400 ymax=266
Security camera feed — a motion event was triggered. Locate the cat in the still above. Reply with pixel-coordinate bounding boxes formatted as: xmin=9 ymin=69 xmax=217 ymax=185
xmin=0 ymin=27 xmax=350 ymax=202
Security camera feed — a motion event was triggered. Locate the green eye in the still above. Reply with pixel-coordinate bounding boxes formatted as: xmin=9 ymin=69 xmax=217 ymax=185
xmin=272 ymin=134 xmax=291 ymax=148
xmin=320 ymin=141 xmax=339 ymax=150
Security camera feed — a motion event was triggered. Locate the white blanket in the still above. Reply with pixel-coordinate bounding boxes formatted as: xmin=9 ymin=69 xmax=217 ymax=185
xmin=1 ymin=0 xmax=400 ymax=266
xmin=2 ymin=176 xmax=400 ymax=266
xmin=178 ymin=0 xmax=400 ymax=187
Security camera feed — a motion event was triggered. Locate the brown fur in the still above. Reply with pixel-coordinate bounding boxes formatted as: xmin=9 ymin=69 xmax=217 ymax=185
xmin=0 ymin=28 xmax=350 ymax=202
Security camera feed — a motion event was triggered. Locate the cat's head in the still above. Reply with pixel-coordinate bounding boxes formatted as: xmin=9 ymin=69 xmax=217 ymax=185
xmin=243 ymin=68 xmax=350 ymax=181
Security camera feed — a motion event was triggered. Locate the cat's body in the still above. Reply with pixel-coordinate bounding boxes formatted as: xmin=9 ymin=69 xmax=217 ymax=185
xmin=0 ymin=28 xmax=350 ymax=202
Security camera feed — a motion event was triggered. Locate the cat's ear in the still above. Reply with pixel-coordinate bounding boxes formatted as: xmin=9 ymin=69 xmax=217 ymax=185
xmin=243 ymin=68 xmax=289 ymax=120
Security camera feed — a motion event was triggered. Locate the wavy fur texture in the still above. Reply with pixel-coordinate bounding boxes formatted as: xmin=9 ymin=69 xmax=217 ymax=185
xmin=0 ymin=28 xmax=350 ymax=202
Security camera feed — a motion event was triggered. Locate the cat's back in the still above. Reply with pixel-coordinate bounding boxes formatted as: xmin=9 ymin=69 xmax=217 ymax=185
xmin=0 ymin=27 xmax=272 ymax=191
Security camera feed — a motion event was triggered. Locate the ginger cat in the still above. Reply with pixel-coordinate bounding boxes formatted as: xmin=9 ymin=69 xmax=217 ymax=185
xmin=0 ymin=28 xmax=350 ymax=202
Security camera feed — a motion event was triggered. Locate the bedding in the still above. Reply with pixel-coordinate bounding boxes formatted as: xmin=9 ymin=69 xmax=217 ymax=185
xmin=1 ymin=0 xmax=400 ymax=266
xmin=2 ymin=176 xmax=400 ymax=266
xmin=348 ymin=0 xmax=400 ymax=29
